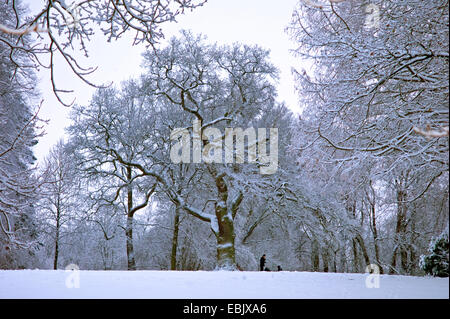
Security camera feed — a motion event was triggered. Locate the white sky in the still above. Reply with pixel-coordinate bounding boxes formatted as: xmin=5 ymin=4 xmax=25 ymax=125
xmin=24 ymin=0 xmax=304 ymax=162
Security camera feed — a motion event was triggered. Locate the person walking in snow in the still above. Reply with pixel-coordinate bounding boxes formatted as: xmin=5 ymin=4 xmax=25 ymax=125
xmin=260 ymin=254 xmax=266 ymax=271
xmin=277 ymin=265 xmax=282 ymax=271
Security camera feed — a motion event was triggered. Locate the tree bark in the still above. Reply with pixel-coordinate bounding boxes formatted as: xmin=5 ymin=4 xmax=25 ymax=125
xmin=408 ymin=209 xmax=417 ymax=274
xmin=53 ymin=216 xmax=60 ymax=270
xmin=125 ymin=214 xmax=135 ymax=270
xmin=126 ymin=166 xmax=136 ymax=271
xmin=170 ymin=204 xmax=181 ymax=270
xmin=400 ymin=248 xmax=408 ymax=272
xmin=399 ymin=196 xmax=408 ymax=274
xmin=214 ymin=174 xmax=236 ymax=270
xmin=340 ymin=246 xmax=347 ymax=272
xmin=332 ymin=250 xmax=337 ymax=273
xmin=352 ymin=239 xmax=360 ymax=273
xmin=370 ymin=202 xmax=383 ymax=274
xmin=216 ymin=209 xmax=236 ymax=270
xmin=53 ymin=198 xmax=61 ymax=270
xmin=391 ymin=186 xmax=408 ymax=274
xmin=367 ymin=182 xmax=383 ymax=274
xmin=322 ymin=248 xmax=329 ymax=272
xmin=389 ymin=247 xmax=398 ymax=274
xmin=355 ymin=234 xmax=370 ymax=269
xmin=311 ymin=239 xmax=320 ymax=272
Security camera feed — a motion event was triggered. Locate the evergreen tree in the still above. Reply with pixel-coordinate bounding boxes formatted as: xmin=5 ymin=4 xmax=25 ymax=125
xmin=420 ymin=229 xmax=449 ymax=277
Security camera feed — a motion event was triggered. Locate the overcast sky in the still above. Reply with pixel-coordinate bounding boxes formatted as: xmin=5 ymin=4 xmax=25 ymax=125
xmin=25 ymin=0 xmax=304 ymax=162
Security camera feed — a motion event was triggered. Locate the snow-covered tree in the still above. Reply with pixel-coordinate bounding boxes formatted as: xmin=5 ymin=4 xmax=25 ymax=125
xmin=287 ymin=0 xmax=448 ymax=177
xmin=0 ymin=0 xmax=207 ymax=105
xmin=67 ymin=81 xmax=158 ymax=270
xmin=37 ymin=140 xmax=80 ymax=269
xmin=0 ymin=0 xmax=45 ymax=268
xmin=287 ymin=0 xmax=449 ymax=274
xmin=420 ymin=229 xmax=449 ymax=277
xmin=135 ymin=30 xmax=290 ymax=270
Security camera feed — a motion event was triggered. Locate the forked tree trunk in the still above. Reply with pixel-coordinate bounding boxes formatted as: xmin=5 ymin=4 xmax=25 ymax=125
xmin=176 ymin=170 xmax=242 ymax=270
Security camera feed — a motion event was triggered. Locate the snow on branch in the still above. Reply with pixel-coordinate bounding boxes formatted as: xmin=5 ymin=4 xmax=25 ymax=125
xmin=0 ymin=24 xmax=47 ymax=36
xmin=1 ymin=0 xmax=207 ymax=106
xmin=413 ymin=126 xmax=449 ymax=139
xmin=182 ymin=204 xmax=214 ymax=223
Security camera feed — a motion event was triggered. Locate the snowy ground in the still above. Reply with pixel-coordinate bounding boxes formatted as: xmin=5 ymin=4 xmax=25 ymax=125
xmin=0 ymin=270 xmax=448 ymax=299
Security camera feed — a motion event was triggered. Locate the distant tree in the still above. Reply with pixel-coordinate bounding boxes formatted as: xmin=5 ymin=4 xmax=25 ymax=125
xmin=38 ymin=140 xmax=79 ymax=269
xmin=67 ymin=82 xmax=157 ymax=270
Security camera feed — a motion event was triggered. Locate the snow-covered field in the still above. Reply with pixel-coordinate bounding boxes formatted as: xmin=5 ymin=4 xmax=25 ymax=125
xmin=0 ymin=270 xmax=448 ymax=299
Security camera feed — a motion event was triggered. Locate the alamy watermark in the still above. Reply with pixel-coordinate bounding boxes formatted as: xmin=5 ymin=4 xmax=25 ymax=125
xmin=170 ymin=120 xmax=278 ymax=175
xmin=301 ymin=0 xmax=380 ymax=30
xmin=364 ymin=4 xmax=380 ymax=30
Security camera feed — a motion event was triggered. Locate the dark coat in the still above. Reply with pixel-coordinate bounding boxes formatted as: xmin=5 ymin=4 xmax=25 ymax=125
xmin=259 ymin=256 xmax=266 ymax=271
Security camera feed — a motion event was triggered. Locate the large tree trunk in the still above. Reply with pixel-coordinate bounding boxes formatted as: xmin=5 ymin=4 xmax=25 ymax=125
xmin=126 ymin=166 xmax=136 ymax=271
xmin=400 ymin=247 xmax=408 ymax=272
xmin=390 ymin=186 xmax=408 ymax=274
xmin=408 ymin=209 xmax=417 ymax=274
xmin=389 ymin=247 xmax=398 ymax=274
xmin=170 ymin=204 xmax=181 ymax=270
xmin=322 ymin=248 xmax=329 ymax=272
xmin=176 ymin=169 xmax=242 ymax=270
xmin=352 ymin=239 xmax=360 ymax=273
xmin=215 ymin=206 xmax=236 ymax=270
xmin=332 ymin=249 xmax=337 ymax=273
xmin=125 ymin=214 xmax=136 ymax=270
xmin=214 ymin=174 xmax=236 ymax=270
xmin=367 ymin=182 xmax=383 ymax=274
xmin=399 ymin=194 xmax=408 ymax=274
xmin=409 ymin=246 xmax=416 ymax=275
xmin=340 ymin=246 xmax=347 ymax=272
xmin=370 ymin=202 xmax=383 ymax=274
xmin=311 ymin=239 xmax=320 ymax=272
